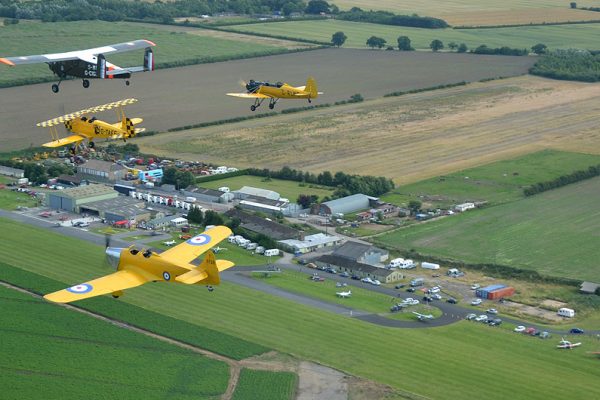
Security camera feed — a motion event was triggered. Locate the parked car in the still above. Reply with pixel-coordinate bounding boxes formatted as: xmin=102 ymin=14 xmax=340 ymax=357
xmin=514 ymin=325 xmax=526 ymax=333
xmin=486 ymin=308 xmax=498 ymax=314
xmin=423 ymin=295 xmax=433 ymax=302
xmin=351 ymin=275 xmax=360 ymax=280
xmin=395 ymin=284 xmax=406 ymax=289
xmin=488 ymin=318 xmax=502 ymax=326
xmin=570 ymin=328 xmax=585 ymax=334
xmin=339 ymin=271 xmax=350 ymax=278
xmin=471 ymin=284 xmax=480 ymax=290
xmin=371 ymin=279 xmax=381 ymax=286
xmin=431 ymin=293 xmax=442 ymax=300
xmin=475 ymin=314 xmax=488 ymax=322
xmin=465 ymin=313 xmax=477 ymax=320
xmin=539 ymin=331 xmax=551 ymax=339
xmin=471 ymin=299 xmax=482 ymax=306
xmin=447 ymin=298 xmax=458 ymax=304
xmin=406 ymin=287 xmax=416 ymax=293
xmin=361 ymin=277 xmax=374 ymax=284
xmin=525 ymin=327 xmax=537 ymax=336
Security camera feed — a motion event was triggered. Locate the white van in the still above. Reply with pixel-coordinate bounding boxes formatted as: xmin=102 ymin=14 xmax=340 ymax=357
xmin=557 ymin=308 xmax=575 ymax=318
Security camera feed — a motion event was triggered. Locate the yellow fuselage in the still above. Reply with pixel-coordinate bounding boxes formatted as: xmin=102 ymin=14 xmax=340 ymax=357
xmin=258 ymin=84 xmax=311 ymax=99
xmin=117 ymin=248 xmax=195 ymax=283
xmin=68 ymin=118 xmax=124 ymax=141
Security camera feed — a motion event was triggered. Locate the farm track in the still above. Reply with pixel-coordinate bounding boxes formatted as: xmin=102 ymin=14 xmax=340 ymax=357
xmin=0 ymin=49 xmax=533 ymax=151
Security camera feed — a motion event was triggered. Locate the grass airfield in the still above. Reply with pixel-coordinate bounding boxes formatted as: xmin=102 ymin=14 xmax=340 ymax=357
xmin=1 ymin=217 xmax=599 ymax=400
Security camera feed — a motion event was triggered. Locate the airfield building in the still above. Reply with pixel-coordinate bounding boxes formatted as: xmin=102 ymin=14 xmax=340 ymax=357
xmin=278 ymin=233 xmax=342 ymax=254
xmin=78 ymin=196 xmax=150 ymax=223
xmin=77 ymin=160 xmax=127 ymax=183
xmin=225 ymin=209 xmax=299 ymax=240
xmin=234 ymin=186 xmax=281 ymax=201
xmin=186 ymin=187 xmax=230 ymax=203
xmin=314 ymin=254 xmax=403 ymax=283
xmin=46 ymin=184 xmax=118 ymax=213
xmin=0 ymin=166 xmax=25 ymax=178
xmin=331 ymin=241 xmax=389 ymax=266
xmin=313 ymin=194 xmax=376 ymax=216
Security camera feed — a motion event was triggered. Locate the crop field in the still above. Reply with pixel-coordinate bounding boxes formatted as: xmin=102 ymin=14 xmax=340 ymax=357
xmin=0 ymin=285 xmax=229 ymax=399
xmin=0 ymin=48 xmax=534 ymax=151
xmin=0 ymin=21 xmax=285 ymax=87
xmin=198 ymin=175 xmax=334 ymax=201
xmin=329 ymin=0 xmax=600 ymax=26
xmin=251 ymin=270 xmax=442 ymax=319
xmin=381 ymin=150 xmax=600 ymax=207
xmin=232 ymin=369 xmax=297 ymax=400
xmin=228 ymin=19 xmax=600 ymax=50
xmin=138 ymin=76 xmax=600 ymax=185
xmin=1 ymin=218 xmax=599 ymax=399
xmin=375 ymin=177 xmax=600 ymax=282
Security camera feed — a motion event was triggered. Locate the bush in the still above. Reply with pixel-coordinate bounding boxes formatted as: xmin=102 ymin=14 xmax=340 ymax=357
xmin=472 ymin=45 xmax=528 ymax=56
xmin=530 ymin=49 xmax=600 ymax=82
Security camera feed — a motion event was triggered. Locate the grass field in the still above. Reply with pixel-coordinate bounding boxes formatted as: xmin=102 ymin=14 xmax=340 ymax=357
xmin=381 ymin=150 xmax=600 ymax=207
xmin=375 ymin=177 xmax=600 ymax=282
xmin=0 ymin=188 xmax=38 ymax=210
xmin=232 ymin=369 xmax=298 ymax=400
xmin=0 ymin=21 xmax=284 ymax=87
xmin=0 ymin=285 xmax=230 ymax=399
xmin=198 ymin=175 xmax=334 ymax=201
xmin=138 ymin=76 xmax=600 ymax=185
xmin=228 ymin=19 xmax=600 ymax=50
xmin=1 ymin=217 xmax=600 ymax=399
xmin=251 ymin=269 xmax=443 ymax=319
xmin=328 ymin=0 xmax=600 ymax=26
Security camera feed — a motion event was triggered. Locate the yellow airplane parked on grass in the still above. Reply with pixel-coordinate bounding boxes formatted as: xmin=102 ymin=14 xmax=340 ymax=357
xmin=227 ymin=76 xmax=323 ymax=111
xmin=44 ymin=226 xmax=235 ymax=303
xmin=37 ymin=98 xmax=144 ymax=150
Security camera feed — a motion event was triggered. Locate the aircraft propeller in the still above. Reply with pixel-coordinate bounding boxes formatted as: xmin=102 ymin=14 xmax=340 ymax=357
xmin=105 ymin=233 xmax=111 ymax=249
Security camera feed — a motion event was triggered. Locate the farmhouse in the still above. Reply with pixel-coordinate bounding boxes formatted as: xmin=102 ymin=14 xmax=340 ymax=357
xmin=331 ymin=241 xmax=389 ymax=266
xmin=77 ymin=160 xmax=127 ymax=183
xmin=313 ymin=193 xmax=376 ymax=216
xmin=278 ymin=233 xmax=342 ymax=254
xmin=314 ymin=254 xmax=402 ymax=283
xmin=46 ymin=184 xmax=118 ymax=213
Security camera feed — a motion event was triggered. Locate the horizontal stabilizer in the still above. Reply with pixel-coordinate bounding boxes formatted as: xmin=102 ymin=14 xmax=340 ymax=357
xmin=175 ymin=268 xmax=208 ymax=285
xmin=43 ymin=135 xmax=85 ymax=148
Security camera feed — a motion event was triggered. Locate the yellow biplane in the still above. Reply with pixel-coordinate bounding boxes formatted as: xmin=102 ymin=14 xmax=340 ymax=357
xmin=37 ymin=98 xmax=144 ymax=149
xmin=44 ymin=226 xmax=235 ymax=304
xmin=227 ymin=76 xmax=323 ymax=111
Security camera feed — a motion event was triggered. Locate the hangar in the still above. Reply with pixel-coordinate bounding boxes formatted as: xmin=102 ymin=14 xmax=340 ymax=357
xmin=46 ymin=184 xmax=117 ymax=213
xmin=278 ymin=233 xmax=342 ymax=254
xmin=79 ymin=196 xmax=150 ymax=223
xmin=313 ymin=194 xmax=377 ymax=216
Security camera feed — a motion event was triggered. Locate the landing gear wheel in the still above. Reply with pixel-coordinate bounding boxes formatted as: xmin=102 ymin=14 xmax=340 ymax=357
xmin=308 ymin=99 xmax=312 ymax=103
xmin=269 ymin=103 xmax=275 ymax=109
xmin=82 ymin=79 xmax=90 ymax=88
xmin=125 ymin=80 xmax=130 ymax=86
xmin=51 ymin=84 xmax=59 ymax=93
xmin=88 ymin=141 xmax=95 ymax=149
xmin=207 ymin=286 xmax=214 ymax=292
xmin=250 ymin=105 xmax=256 ymax=111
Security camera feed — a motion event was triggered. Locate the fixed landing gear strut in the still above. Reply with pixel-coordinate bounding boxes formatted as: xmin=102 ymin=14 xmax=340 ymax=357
xmin=250 ymin=98 xmax=265 ymax=111
xmin=52 ymin=79 xmax=62 ymax=93
xmin=268 ymin=98 xmax=278 ymax=110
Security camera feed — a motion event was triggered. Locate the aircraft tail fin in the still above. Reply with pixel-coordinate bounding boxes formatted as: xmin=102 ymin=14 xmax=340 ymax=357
xmin=122 ymin=117 xmax=136 ymax=139
xmin=144 ymin=47 xmax=154 ymax=72
xmin=200 ymin=251 xmax=220 ymax=285
xmin=305 ymin=76 xmax=318 ymax=98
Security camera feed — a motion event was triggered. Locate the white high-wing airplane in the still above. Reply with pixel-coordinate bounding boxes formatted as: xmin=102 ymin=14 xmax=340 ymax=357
xmin=0 ymin=40 xmax=155 ymax=93
xmin=336 ymin=290 xmax=352 ymax=298
xmin=163 ymin=240 xmax=176 ymax=246
xmin=413 ymin=311 xmax=434 ymax=321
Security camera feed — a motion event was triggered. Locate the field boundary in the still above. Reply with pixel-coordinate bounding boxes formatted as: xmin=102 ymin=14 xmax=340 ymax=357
xmin=453 ymin=19 xmax=600 ymax=29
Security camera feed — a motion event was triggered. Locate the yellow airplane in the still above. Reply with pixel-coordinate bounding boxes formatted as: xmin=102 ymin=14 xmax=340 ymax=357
xmin=44 ymin=226 xmax=235 ymax=303
xmin=227 ymin=76 xmax=323 ymax=111
xmin=37 ymin=98 xmax=144 ymax=149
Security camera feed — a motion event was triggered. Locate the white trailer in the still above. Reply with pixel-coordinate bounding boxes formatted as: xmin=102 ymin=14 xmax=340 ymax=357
xmin=388 ymin=258 xmax=405 ymax=268
xmin=421 ymin=262 xmax=440 ymax=270
xmin=255 ymin=246 xmax=265 ymax=254
xmin=246 ymin=243 xmax=258 ymax=251
xmin=264 ymin=249 xmax=279 ymax=257
xmin=557 ymin=308 xmax=575 ymax=318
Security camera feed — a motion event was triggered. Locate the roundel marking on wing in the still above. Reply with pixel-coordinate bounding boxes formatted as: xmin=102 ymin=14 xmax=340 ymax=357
xmin=163 ymin=272 xmax=171 ymax=281
xmin=66 ymin=283 xmax=93 ymax=294
xmin=186 ymin=234 xmax=211 ymax=246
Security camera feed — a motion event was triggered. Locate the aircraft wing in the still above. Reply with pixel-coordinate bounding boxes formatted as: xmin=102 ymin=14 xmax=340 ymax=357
xmin=0 ymin=40 xmax=155 ymax=66
xmin=159 ymin=226 xmax=233 ymax=267
xmin=44 ymin=269 xmax=152 ymax=303
xmin=37 ymin=98 xmax=138 ymax=128
xmin=42 ymin=135 xmax=85 ymax=148
xmin=226 ymin=93 xmax=270 ymax=99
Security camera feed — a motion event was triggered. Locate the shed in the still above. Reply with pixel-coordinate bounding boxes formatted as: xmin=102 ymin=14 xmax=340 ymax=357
xmin=580 ymin=281 xmax=600 ymax=294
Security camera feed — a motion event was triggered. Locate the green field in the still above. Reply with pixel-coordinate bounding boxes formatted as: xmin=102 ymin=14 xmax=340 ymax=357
xmin=1 ymin=217 xmax=599 ymax=399
xmin=228 ymin=19 xmax=600 ymax=50
xmin=252 ymin=269 xmax=442 ymax=319
xmin=198 ymin=175 xmax=335 ymax=201
xmin=0 ymin=188 xmax=38 ymax=210
xmin=376 ymin=177 xmax=600 ymax=282
xmin=0 ymin=285 xmax=229 ymax=399
xmin=381 ymin=150 xmax=600 ymax=207
xmin=232 ymin=369 xmax=298 ymax=400
xmin=0 ymin=21 xmax=284 ymax=86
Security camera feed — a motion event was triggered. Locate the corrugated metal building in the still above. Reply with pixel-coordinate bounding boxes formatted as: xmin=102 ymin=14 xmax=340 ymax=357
xmin=79 ymin=196 xmax=150 ymax=223
xmin=234 ymin=186 xmax=280 ymax=201
xmin=46 ymin=184 xmax=118 ymax=212
xmin=278 ymin=233 xmax=342 ymax=254
xmin=0 ymin=166 xmax=25 ymax=178
xmin=314 ymin=194 xmax=375 ymax=216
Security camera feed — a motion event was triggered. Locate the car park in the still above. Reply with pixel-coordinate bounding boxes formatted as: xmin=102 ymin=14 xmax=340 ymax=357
xmin=447 ymin=298 xmax=457 ymax=304
xmin=471 ymin=299 xmax=482 ymax=306
xmin=486 ymin=308 xmax=498 ymax=314
xmin=514 ymin=326 xmax=526 ymax=333
xmin=465 ymin=313 xmax=477 ymax=320
xmin=570 ymin=328 xmax=584 ymax=334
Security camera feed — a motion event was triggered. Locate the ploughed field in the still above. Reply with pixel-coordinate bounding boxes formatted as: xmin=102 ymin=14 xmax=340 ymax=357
xmin=1 ymin=217 xmax=600 ymax=400
xmin=0 ymin=48 xmax=534 ymax=151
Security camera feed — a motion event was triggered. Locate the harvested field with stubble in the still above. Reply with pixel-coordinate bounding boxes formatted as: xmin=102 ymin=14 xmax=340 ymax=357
xmin=138 ymin=76 xmax=600 ymax=184
xmin=0 ymin=49 xmax=534 ymax=151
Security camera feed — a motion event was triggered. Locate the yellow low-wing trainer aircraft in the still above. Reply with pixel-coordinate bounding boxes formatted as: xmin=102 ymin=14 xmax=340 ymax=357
xmin=37 ymin=98 xmax=144 ymax=149
xmin=227 ymin=76 xmax=323 ymax=111
xmin=0 ymin=39 xmax=155 ymax=93
xmin=44 ymin=226 xmax=235 ymax=304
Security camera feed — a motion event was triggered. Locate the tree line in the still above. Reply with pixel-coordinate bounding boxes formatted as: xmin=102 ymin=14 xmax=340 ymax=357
xmin=245 ymin=166 xmax=395 ymax=197
xmin=0 ymin=159 xmax=74 ymax=185
xmin=523 ymin=164 xmax=600 ymax=196
xmin=530 ymin=49 xmax=600 ymax=82
xmin=336 ymin=8 xmax=448 ymax=29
